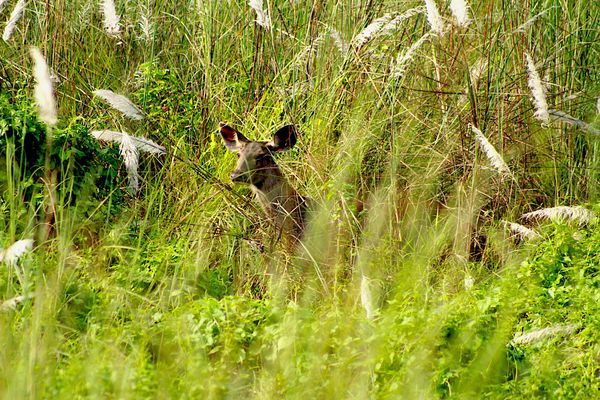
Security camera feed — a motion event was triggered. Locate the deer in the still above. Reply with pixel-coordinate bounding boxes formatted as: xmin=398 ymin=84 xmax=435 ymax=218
xmin=219 ymin=122 xmax=310 ymax=244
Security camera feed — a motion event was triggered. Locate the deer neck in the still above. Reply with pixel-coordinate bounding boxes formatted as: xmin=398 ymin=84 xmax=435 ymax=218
xmin=251 ymin=170 xmax=297 ymax=213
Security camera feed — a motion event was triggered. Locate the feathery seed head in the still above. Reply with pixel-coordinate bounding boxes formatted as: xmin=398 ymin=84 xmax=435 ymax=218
xmin=471 ymin=125 xmax=511 ymax=177
xmin=360 ymin=274 xmax=375 ymax=320
xmin=502 ymin=221 xmax=539 ymax=240
xmin=525 ymin=53 xmax=549 ymax=123
xmin=0 ymin=239 xmax=34 ymax=265
xmin=512 ymin=324 xmax=577 ymax=345
xmin=327 ymin=27 xmax=349 ymax=54
xmin=248 ymin=0 xmax=271 ymax=30
xmin=30 ymin=47 xmax=57 ymax=126
xmin=0 ymin=0 xmax=9 ymax=14
xmin=91 ymin=130 xmax=165 ymax=155
xmin=522 ymin=206 xmax=595 ymax=225
xmin=102 ymin=0 xmax=121 ymax=38
xmin=450 ymin=0 xmax=471 ymax=27
xmin=93 ymin=89 xmax=144 ymax=120
xmin=424 ymin=0 xmax=445 ymax=35
xmin=120 ymin=133 xmax=139 ymax=194
xmin=2 ymin=0 xmax=25 ymax=42
xmin=390 ymin=33 xmax=432 ymax=79
xmin=352 ymin=13 xmax=394 ymax=48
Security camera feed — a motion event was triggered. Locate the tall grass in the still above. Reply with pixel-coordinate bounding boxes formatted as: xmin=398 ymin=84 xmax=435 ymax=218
xmin=0 ymin=0 xmax=599 ymax=398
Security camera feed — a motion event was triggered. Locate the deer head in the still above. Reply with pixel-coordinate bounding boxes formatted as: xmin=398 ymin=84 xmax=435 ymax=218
xmin=219 ymin=123 xmax=297 ymax=189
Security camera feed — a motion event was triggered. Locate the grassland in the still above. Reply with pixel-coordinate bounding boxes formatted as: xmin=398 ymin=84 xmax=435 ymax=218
xmin=0 ymin=0 xmax=599 ymax=398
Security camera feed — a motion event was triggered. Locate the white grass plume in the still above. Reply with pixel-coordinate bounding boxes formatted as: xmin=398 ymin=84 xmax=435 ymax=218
xmin=0 ymin=293 xmax=33 ymax=311
xmin=138 ymin=5 xmax=154 ymax=42
xmin=327 ymin=26 xmax=349 ymax=54
xmin=0 ymin=0 xmax=9 ymax=14
xmin=525 ymin=53 xmax=549 ymax=123
xmin=291 ymin=35 xmax=325 ymax=69
xmin=352 ymin=13 xmax=394 ymax=48
xmin=450 ymin=0 xmax=471 ymax=27
xmin=380 ymin=7 xmax=426 ymax=35
xmin=512 ymin=324 xmax=577 ymax=345
xmin=93 ymin=89 xmax=144 ymax=120
xmin=469 ymin=58 xmax=488 ymax=88
xmin=522 ymin=206 xmax=595 ymax=224
xmin=102 ymin=0 xmax=120 ymax=38
xmin=597 ymin=95 xmax=600 ymax=115
xmin=502 ymin=221 xmax=539 ymax=240
xmin=248 ymin=0 xmax=271 ymax=30
xmin=91 ymin=130 xmax=165 ymax=155
xmin=360 ymin=274 xmax=375 ymax=320
xmin=471 ymin=125 xmax=511 ymax=177
xmin=390 ymin=32 xmax=432 ymax=79
xmin=2 ymin=0 xmax=25 ymax=42
xmin=119 ymin=133 xmax=139 ymax=193
xmin=30 ymin=47 xmax=57 ymax=126
xmin=0 ymin=239 xmax=34 ymax=265
xmin=424 ymin=0 xmax=445 ymax=35
xmin=548 ymin=109 xmax=600 ymax=136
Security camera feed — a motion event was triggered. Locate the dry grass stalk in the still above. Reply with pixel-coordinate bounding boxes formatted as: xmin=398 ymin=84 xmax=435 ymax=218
xmin=0 ymin=0 xmax=9 ymax=14
xmin=390 ymin=32 xmax=432 ymax=79
xmin=502 ymin=221 xmax=539 ymax=240
xmin=360 ymin=274 xmax=375 ymax=320
xmin=0 ymin=239 xmax=34 ymax=265
xmin=525 ymin=53 xmax=549 ymax=123
xmin=93 ymin=89 xmax=144 ymax=120
xmin=512 ymin=324 xmax=577 ymax=345
xmin=450 ymin=0 xmax=471 ymax=27
xmin=91 ymin=130 xmax=165 ymax=155
xmin=471 ymin=125 xmax=511 ymax=176
xmin=522 ymin=206 xmax=595 ymax=225
xmin=29 ymin=47 xmax=57 ymax=126
xmin=2 ymin=0 xmax=25 ymax=42
xmin=102 ymin=0 xmax=120 ymax=38
xmin=424 ymin=0 xmax=445 ymax=35
xmin=548 ymin=109 xmax=600 ymax=136
xmin=248 ymin=0 xmax=271 ymax=30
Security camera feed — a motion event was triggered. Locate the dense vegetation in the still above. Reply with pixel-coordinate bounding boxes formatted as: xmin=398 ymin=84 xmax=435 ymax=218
xmin=0 ymin=0 xmax=599 ymax=398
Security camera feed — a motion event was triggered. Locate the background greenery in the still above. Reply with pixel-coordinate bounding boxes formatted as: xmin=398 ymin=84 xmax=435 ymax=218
xmin=0 ymin=0 xmax=599 ymax=398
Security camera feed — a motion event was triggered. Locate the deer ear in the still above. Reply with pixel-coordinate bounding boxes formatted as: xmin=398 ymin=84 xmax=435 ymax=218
xmin=267 ymin=125 xmax=297 ymax=152
xmin=219 ymin=122 xmax=249 ymax=152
